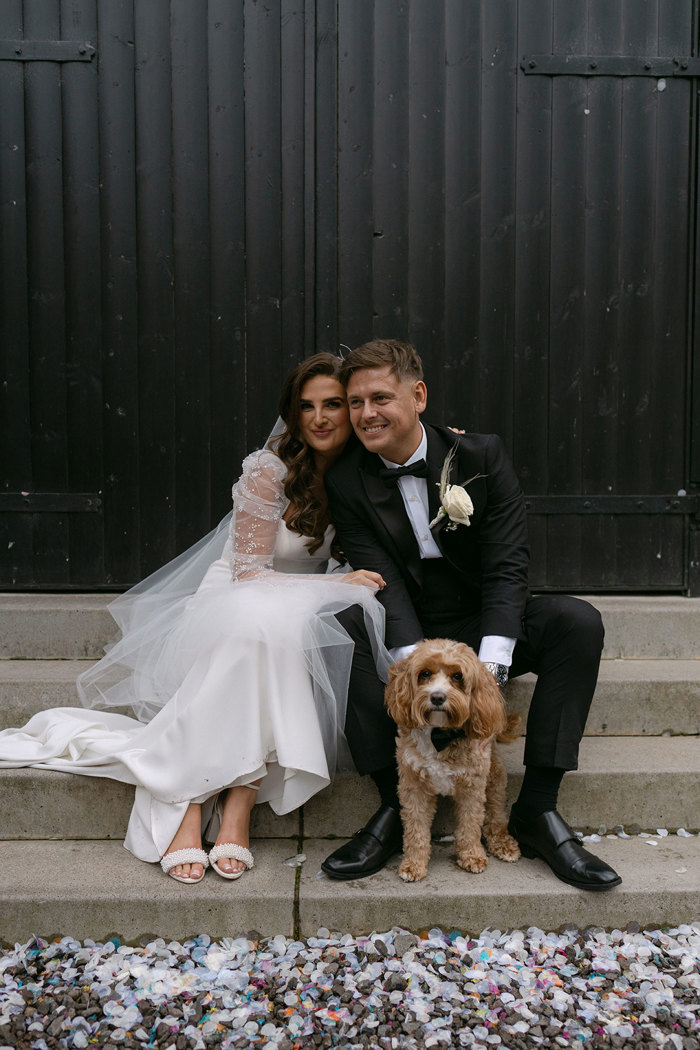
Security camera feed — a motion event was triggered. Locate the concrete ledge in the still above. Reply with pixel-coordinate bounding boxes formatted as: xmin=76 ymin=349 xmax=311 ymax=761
xmin=0 ymin=595 xmax=117 ymax=659
xmin=303 ymin=736 xmax=700 ymax=837
xmin=0 ymin=839 xmax=298 ymax=944
xmin=2 ymin=594 xmax=699 ymax=659
xmin=588 ymin=596 xmax=700 ymax=659
xmin=505 ymin=660 xmax=700 ymax=737
xmin=0 ymin=836 xmax=696 ymax=943
xmin=0 ymin=768 xmax=299 ymax=840
xmin=298 ymin=835 xmax=700 ymax=937
xmin=2 ymin=659 xmax=700 ymax=736
xmin=1 ymin=737 xmax=696 ymax=840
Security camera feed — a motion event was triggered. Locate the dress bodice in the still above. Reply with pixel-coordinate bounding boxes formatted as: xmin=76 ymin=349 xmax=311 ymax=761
xmin=272 ymin=521 xmax=334 ymax=574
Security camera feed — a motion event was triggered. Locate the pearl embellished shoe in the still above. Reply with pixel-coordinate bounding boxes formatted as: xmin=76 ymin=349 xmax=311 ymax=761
xmin=160 ymin=848 xmax=209 ymax=884
xmin=209 ymin=843 xmax=254 ymax=880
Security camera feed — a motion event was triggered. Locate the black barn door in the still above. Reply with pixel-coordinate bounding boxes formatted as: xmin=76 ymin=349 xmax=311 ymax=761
xmin=1 ymin=0 xmax=699 ymax=591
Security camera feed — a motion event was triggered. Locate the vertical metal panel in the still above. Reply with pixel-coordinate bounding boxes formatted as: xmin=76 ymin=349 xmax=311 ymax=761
xmin=280 ymin=0 xmax=307 ymax=369
xmin=407 ymin=0 xmax=445 ymax=371
xmin=476 ymin=1 xmax=518 ymax=442
xmin=513 ymin=0 xmax=553 ymax=585
xmin=442 ymin=0 xmax=481 ymax=427
xmin=132 ymin=0 xmax=175 ymax=576
xmin=244 ymin=0 xmax=284 ymax=444
xmin=99 ymin=0 xmax=140 ymax=586
xmin=578 ymin=0 xmax=623 ymax=588
xmin=313 ymin=0 xmax=339 ymax=352
xmin=25 ymin=0 xmax=69 ymax=584
xmin=0 ymin=0 xmax=32 ymax=585
xmin=207 ymin=0 xmax=247 ymax=521
xmin=543 ymin=0 xmax=588 ymax=588
xmin=372 ymin=1 xmax=409 ymax=343
xmin=171 ymin=0 xmax=212 ymax=551
xmin=61 ymin=0 xmax=103 ymax=585
xmin=337 ymin=0 xmax=374 ymax=348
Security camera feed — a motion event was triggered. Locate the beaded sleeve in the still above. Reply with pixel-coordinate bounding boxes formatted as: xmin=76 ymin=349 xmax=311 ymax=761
xmin=228 ymin=450 xmax=290 ymax=581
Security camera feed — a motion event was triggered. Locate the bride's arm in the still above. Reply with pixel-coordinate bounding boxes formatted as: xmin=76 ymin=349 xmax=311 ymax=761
xmin=229 ymin=451 xmax=384 ymax=590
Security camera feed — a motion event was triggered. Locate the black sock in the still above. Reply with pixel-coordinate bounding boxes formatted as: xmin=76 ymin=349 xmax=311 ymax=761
xmin=370 ymin=764 xmax=400 ymax=810
xmin=512 ymin=766 xmax=565 ymax=820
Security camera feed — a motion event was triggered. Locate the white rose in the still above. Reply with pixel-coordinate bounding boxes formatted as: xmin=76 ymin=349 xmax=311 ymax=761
xmin=441 ymin=484 xmax=473 ymax=525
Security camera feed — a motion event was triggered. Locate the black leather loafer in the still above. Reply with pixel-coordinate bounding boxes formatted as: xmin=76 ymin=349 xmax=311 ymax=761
xmin=508 ymin=809 xmax=622 ymax=892
xmin=321 ymin=804 xmax=403 ymax=880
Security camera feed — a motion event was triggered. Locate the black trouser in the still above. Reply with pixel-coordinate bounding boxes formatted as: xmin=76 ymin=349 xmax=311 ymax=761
xmin=335 ymin=593 xmax=604 ymax=775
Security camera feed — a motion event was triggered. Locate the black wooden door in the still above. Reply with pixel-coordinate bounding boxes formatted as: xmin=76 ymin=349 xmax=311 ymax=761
xmin=1 ymin=0 xmax=699 ymax=591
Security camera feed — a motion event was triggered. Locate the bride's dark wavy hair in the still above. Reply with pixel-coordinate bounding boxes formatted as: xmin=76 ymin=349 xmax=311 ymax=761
xmin=273 ymin=353 xmax=352 ymax=556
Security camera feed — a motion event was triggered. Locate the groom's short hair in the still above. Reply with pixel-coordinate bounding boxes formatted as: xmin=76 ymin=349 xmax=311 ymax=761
xmin=339 ymin=339 xmax=423 ymax=386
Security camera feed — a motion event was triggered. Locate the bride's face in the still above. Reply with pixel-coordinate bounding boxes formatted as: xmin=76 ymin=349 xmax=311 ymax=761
xmin=298 ymin=375 xmax=352 ymax=461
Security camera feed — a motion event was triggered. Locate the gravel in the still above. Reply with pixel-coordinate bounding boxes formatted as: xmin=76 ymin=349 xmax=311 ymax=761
xmin=1 ymin=924 xmax=698 ymax=1049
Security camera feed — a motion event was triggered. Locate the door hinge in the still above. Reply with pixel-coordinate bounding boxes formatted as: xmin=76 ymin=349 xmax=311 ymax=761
xmin=0 ymin=40 xmax=96 ymax=62
xmin=521 ymin=55 xmax=700 ymax=77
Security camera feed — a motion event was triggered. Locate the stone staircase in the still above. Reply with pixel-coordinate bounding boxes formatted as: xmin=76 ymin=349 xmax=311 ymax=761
xmin=0 ymin=595 xmax=698 ymax=943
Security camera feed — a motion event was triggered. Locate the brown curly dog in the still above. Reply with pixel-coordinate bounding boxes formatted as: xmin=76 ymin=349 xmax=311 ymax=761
xmin=385 ymin=638 xmax=521 ymax=882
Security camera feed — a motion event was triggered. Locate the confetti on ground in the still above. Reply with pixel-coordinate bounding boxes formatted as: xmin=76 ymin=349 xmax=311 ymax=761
xmin=1 ymin=923 xmax=698 ymax=1049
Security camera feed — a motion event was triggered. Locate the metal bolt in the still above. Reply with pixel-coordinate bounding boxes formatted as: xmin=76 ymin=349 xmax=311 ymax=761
xmin=78 ymin=44 xmax=86 ymax=54
xmin=528 ymin=60 xmax=536 ymax=69
xmin=14 ymin=46 xmax=21 ymax=55
xmin=681 ymin=60 xmax=688 ymax=70
xmin=644 ymin=62 xmax=652 ymax=70
xmin=589 ymin=61 xmax=597 ymax=70
xmin=584 ymin=500 xmax=592 ymax=509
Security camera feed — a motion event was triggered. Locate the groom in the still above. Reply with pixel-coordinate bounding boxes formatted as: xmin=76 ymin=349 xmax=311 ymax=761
xmin=322 ymin=339 xmax=621 ymax=891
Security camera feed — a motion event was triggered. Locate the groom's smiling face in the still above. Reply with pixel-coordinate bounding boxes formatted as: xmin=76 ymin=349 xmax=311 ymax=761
xmin=346 ymin=366 xmax=427 ymax=464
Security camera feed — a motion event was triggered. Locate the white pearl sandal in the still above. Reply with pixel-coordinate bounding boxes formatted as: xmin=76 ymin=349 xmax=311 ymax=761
xmin=209 ymin=843 xmax=255 ymax=880
xmin=160 ymin=848 xmax=209 ymax=884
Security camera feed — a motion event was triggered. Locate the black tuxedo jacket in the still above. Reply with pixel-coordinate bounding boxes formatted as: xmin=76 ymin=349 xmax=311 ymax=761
xmin=325 ymin=424 xmax=530 ymax=649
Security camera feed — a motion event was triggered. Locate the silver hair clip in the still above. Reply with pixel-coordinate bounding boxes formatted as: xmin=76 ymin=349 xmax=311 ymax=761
xmin=338 ymin=344 xmax=351 ymax=359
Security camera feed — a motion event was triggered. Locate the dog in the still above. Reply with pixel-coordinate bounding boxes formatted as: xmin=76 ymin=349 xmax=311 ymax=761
xmin=385 ymin=638 xmax=521 ymax=882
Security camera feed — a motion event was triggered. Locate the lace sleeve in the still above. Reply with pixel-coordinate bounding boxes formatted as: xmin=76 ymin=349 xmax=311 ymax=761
xmin=229 ymin=451 xmax=289 ymax=581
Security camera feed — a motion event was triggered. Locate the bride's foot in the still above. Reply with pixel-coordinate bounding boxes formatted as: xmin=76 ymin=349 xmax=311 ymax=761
xmin=163 ymin=803 xmax=206 ymax=882
xmin=213 ymin=784 xmax=260 ymax=876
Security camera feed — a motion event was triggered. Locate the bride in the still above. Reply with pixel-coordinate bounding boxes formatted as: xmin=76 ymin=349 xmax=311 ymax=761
xmin=0 ymin=354 xmax=390 ymax=883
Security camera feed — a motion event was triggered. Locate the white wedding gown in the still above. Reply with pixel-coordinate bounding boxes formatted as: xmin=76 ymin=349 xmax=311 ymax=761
xmin=0 ymin=451 xmax=389 ymax=862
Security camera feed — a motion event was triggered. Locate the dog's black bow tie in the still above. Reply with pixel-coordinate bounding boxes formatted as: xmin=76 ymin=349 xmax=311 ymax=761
xmin=378 ymin=459 xmax=428 ymax=484
xmin=430 ymin=727 xmax=467 ymax=752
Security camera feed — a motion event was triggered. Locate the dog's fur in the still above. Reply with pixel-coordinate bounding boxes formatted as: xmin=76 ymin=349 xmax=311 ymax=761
xmin=385 ymin=638 xmax=521 ymax=882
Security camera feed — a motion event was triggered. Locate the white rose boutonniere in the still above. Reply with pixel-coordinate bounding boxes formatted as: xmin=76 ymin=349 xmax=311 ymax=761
xmin=429 ymin=442 xmax=485 ymax=531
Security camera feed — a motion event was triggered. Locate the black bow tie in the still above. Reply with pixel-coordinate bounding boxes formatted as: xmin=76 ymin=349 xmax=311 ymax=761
xmin=378 ymin=459 xmax=428 ymax=484
xmin=430 ymin=727 xmax=466 ymax=752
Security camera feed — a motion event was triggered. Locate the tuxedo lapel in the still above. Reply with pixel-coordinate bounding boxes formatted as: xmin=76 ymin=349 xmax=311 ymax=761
xmin=359 ymin=457 xmax=423 ymax=590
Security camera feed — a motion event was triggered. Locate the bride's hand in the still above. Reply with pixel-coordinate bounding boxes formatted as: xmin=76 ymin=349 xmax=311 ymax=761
xmin=341 ymin=569 xmax=386 ymax=590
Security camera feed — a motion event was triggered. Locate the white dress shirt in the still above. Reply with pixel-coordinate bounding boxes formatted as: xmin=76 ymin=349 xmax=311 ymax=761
xmin=381 ymin=425 xmax=516 ymax=668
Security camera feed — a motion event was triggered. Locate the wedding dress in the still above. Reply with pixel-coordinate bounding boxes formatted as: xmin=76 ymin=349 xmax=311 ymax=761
xmin=0 ymin=451 xmax=389 ymax=862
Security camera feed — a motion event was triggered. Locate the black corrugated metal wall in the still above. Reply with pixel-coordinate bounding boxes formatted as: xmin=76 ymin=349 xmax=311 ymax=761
xmin=1 ymin=0 xmax=699 ymax=591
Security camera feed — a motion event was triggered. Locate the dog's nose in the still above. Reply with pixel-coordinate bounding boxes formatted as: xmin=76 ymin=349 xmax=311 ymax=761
xmin=430 ymin=691 xmax=446 ymax=706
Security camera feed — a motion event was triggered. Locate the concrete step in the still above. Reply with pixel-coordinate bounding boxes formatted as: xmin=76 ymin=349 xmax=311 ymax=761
xmin=1 ymin=595 xmax=699 ymax=660
xmin=0 ymin=595 xmax=117 ymax=660
xmin=1 ymin=737 xmax=697 ymax=841
xmin=304 ymin=736 xmax=700 ymax=837
xmin=584 ymin=596 xmax=700 ymax=660
xmin=2 ymin=658 xmax=699 ymax=736
xmin=0 ymin=835 xmax=697 ymax=943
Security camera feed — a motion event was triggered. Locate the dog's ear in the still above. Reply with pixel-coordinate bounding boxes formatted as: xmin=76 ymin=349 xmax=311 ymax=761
xmin=469 ymin=662 xmax=508 ymax=740
xmin=384 ymin=657 xmax=414 ymax=727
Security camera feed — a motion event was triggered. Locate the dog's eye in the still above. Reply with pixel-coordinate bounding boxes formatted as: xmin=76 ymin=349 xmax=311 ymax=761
xmin=418 ymin=669 xmax=432 ymax=681
xmin=451 ymin=671 xmax=464 ymax=682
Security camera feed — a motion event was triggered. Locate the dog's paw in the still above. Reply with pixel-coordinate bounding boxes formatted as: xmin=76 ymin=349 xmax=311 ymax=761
xmin=398 ymin=860 xmax=428 ymax=882
xmin=457 ymin=852 xmax=488 ymax=874
xmin=486 ymin=834 xmax=520 ymax=863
